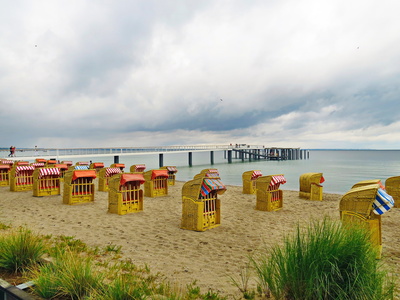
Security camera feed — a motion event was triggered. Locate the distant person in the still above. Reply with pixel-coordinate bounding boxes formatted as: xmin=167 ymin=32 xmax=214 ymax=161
xmin=8 ymin=146 xmax=13 ymax=157
xmin=34 ymin=145 xmax=38 ymax=156
xmin=11 ymin=146 xmax=16 ymax=157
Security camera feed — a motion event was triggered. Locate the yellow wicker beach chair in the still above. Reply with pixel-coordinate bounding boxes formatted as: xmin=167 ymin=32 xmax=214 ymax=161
xmin=384 ymin=176 xmax=400 ymax=208
xmin=75 ymin=161 xmax=89 ymax=166
xmin=54 ymin=164 xmax=68 ymax=181
xmin=61 ymin=161 xmax=73 ymax=167
xmin=108 ymin=173 xmax=145 ymax=215
xmin=339 ymin=184 xmax=394 ymax=259
xmin=63 ymin=169 xmax=97 ymax=205
xmin=129 ymin=164 xmax=146 ymax=173
xmin=10 ymin=164 xmax=35 ymax=192
xmin=34 ymin=158 xmax=47 ymax=164
xmin=0 ymin=164 xmax=11 ymax=186
xmin=46 ymin=160 xmax=57 ymax=166
xmin=160 ymin=166 xmax=178 ymax=185
xmin=110 ymin=163 xmax=125 ymax=171
xmin=351 ymin=179 xmax=383 ymax=189
xmin=143 ymin=169 xmax=169 ymax=197
xmin=98 ymin=167 xmax=122 ymax=192
xmin=256 ymin=174 xmax=286 ymax=211
xmin=193 ymin=168 xmax=220 ymax=180
xmin=181 ymin=176 xmax=226 ymax=231
xmin=33 ymin=167 xmax=61 ymax=197
xmin=299 ymin=172 xmax=324 ymax=200
xmin=89 ymin=162 xmax=104 ymax=173
xmin=242 ymin=170 xmax=262 ymax=194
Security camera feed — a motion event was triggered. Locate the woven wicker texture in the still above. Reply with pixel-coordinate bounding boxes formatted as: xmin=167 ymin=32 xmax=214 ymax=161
xmin=385 ymin=176 xmax=400 ymax=208
xmin=299 ymin=172 xmax=323 ymax=199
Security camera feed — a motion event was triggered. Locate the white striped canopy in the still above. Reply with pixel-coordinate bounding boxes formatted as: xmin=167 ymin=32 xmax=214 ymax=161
xmin=38 ymin=168 xmax=61 ymax=178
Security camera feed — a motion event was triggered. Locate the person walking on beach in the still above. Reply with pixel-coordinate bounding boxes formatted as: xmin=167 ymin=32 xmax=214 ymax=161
xmin=11 ymin=146 xmax=16 ymax=157
xmin=8 ymin=146 xmax=12 ymax=157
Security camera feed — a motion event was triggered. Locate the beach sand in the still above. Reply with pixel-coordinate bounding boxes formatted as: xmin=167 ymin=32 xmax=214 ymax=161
xmin=0 ymin=181 xmax=399 ymax=298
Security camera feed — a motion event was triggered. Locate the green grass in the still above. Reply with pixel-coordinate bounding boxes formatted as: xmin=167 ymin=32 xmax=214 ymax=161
xmin=251 ymin=217 xmax=396 ymax=300
xmin=0 ymin=227 xmax=45 ymax=272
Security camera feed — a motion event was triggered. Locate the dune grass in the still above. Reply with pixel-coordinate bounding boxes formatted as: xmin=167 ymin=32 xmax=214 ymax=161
xmin=0 ymin=227 xmax=45 ymax=272
xmin=251 ymin=217 xmax=396 ymax=300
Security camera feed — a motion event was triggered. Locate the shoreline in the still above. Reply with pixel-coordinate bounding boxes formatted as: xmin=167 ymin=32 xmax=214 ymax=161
xmin=0 ymin=181 xmax=399 ymax=298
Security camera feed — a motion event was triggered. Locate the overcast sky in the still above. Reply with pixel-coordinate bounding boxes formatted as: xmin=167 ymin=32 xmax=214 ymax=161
xmin=1 ymin=0 xmax=400 ymax=149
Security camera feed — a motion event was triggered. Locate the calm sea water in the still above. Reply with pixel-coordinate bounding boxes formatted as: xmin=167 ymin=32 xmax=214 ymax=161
xmin=16 ymin=149 xmax=400 ymax=195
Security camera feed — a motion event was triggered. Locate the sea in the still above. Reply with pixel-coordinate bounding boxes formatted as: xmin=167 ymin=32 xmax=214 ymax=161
xmin=7 ymin=149 xmax=400 ymax=195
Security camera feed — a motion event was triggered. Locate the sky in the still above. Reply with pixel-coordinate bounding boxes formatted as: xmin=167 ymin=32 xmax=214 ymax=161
xmin=1 ymin=0 xmax=400 ymax=149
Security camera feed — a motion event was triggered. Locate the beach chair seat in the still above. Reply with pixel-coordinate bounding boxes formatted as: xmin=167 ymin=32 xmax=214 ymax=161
xmin=242 ymin=170 xmax=262 ymax=194
xmin=108 ymin=173 xmax=145 ymax=215
xmin=181 ymin=176 xmax=226 ymax=231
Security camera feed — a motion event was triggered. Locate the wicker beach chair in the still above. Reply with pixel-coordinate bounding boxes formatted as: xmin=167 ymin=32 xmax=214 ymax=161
xmin=160 ymin=166 xmax=178 ymax=185
xmin=130 ymin=164 xmax=146 ymax=173
xmin=193 ymin=168 xmax=220 ymax=180
xmin=0 ymin=164 xmax=11 ymax=186
xmin=181 ymin=176 xmax=226 ymax=231
xmin=339 ymin=184 xmax=394 ymax=258
xmin=256 ymin=174 xmax=286 ymax=211
xmin=384 ymin=176 xmax=400 ymax=208
xmin=10 ymin=164 xmax=35 ymax=192
xmin=98 ymin=167 xmax=122 ymax=192
xmin=54 ymin=164 xmax=68 ymax=182
xmin=143 ymin=169 xmax=169 ymax=197
xmin=108 ymin=173 xmax=145 ymax=215
xmin=63 ymin=169 xmax=97 ymax=205
xmin=33 ymin=167 xmax=61 ymax=197
xmin=90 ymin=162 xmax=104 ymax=173
xmin=46 ymin=159 xmax=57 ymax=166
xmin=110 ymin=163 xmax=125 ymax=171
xmin=351 ymin=179 xmax=383 ymax=189
xmin=299 ymin=172 xmax=324 ymax=200
xmin=242 ymin=170 xmax=262 ymax=194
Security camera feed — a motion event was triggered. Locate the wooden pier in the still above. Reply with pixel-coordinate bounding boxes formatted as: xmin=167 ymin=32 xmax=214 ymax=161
xmin=225 ymin=146 xmax=309 ymax=163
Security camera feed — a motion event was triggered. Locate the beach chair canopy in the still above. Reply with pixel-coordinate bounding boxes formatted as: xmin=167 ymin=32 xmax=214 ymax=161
xmin=35 ymin=158 xmax=47 ymax=163
xmin=151 ymin=169 xmax=169 ymax=179
xmin=202 ymin=169 xmax=220 ymax=177
xmin=38 ymin=168 xmax=60 ymax=178
xmin=251 ymin=170 xmax=262 ymax=179
xmin=200 ymin=178 xmax=226 ymax=197
xmin=31 ymin=162 xmax=45 ymax=168
xmin=166 ymin=166 xmax=178 ymax=173
xmin=1 ymin=160 xmax=13 ymax=165
xmin=373 ymin=188 xmax=394 ymax=215
xmin=134 ymin=164 xmax=146 ymax=172
xmin=105 ymin=167 xmax=122 ymax=176
xmin=47 ymin=160 xmax=57 ymax=164
xmin=15 ymin=166 xmax=35 ymax=175
xmin=271 ymin=175 xmax=287 ymax=185
xmin=16 ymin=161 xmax=30 ymax=166
xmin=92 ymin=162 xmax=104 ymax=168
xmin=120 ymin=173 xmax=145 ymax=185
xmin=54 ymin=164 xmax=68 ymax=170
xmin=72 ymin=170 xmax=97 ymax=181
xmin=351 ymin=179 xmax=384 ymax=189
xmin=0 ymin=164 xmax=11 ymax=170
xmin=112 ymin=163 xmax=125 ymax=168
xmin=75 ymin=165 xmax=89 ymax=170
xmin=76 ymin=161 xmax=89 ymax=165
xmin=61 ymin=161 xmax=73 ymax=166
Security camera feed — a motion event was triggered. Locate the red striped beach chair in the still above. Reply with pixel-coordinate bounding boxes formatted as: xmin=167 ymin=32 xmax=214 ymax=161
xmin=33 ymin=167 xmax=61 ymax=197
xmin=98 ymin=167 xmax=122 ymax=192
xmin=242 ymin=170 xmax=262 ymax=194
xmin=10 ymin=165 xmax=35 ymax=192
xmin=0 ymin=164 xmax=11 ymax=186
xmin=256 ymin=174 xmax=286 ymax=211
xmin=130 ymin=164 xmax=146 ymax=173
xmin=299 ymin=172 xmax=324 ymax=200
xmin=160 ymin=166 xmax=178 ymax=185
xmin=108 ymin=173 xmax=145 ymax=215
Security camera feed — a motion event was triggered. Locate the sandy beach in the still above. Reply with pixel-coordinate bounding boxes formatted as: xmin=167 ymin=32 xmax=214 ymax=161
xmin=0 ymin=180 xmax=399 ymax=298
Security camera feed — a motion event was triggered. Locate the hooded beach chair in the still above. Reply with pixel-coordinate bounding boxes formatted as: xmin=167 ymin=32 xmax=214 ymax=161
xmin=351 ymin=179 xmax=384 ymax=189
xmin=299 ymin=172 xmax=324 ymax=200
xmin=98 ymin=167 xmax=122 ymax=192
xmin=143 ymin=169 xmax=169 ymax=197
xmin=10 ymin=164 xmax=35 ymax=191
xmin=181 ymin=176 xmax=226 ymax=231
xmin=46 ymin=159 xmax=58 ymax=166
xmin=90 ymin=162 xmax=104 ymax=173
xmin=110 ymin=163 xmax=125 ymax=171
xmin=242 ymin=170 xmax=262 ymax=194
xmin=339 ymin=184 xmax=394 ymax=258
xmin=385 ymin=176 xmax=400 ymax=208
xmin=63 ymin=169 xmax=97 ymax=204
xmin=160 ymin=166 xmax=178 ymax=185
xmin=33 ymin=167 xmax=61 ymax=197
xmin=256 ymin=174 xmax=286 ymax=211
xmin=108 ymin=173 xmax=145 ymax=215
xmin=54 ymin=163 xmax=68 ymax=181
xmin=130 ymin=164 xmax=146 ymax=173
xmin=193 ymin=168 xmax=221 ymax=180
xmin=0 ymin=164 xmax=11 ymax=186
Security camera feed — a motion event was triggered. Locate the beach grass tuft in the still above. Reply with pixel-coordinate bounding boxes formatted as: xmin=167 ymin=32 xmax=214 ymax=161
xmin=251 ymin=217 xmax=396 ymax=300
xmin=0 ymin=227 xmax=45 ymax=272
